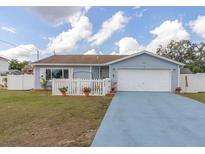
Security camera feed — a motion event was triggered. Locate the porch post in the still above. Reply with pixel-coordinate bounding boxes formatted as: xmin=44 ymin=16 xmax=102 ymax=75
xmin=90 ymin=66 xmax=92 ymax=79
xmin=99 ymin=67 xmax=101 ymax=79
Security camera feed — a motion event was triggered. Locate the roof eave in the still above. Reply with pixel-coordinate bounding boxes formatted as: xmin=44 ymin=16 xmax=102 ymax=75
xmin=31 ymin=63 xmax=108 ymax=66
xmin=0 ymin=57 xmax=9 ymax=62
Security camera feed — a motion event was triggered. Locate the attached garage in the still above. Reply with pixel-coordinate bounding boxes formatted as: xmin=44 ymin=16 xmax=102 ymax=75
xmin=118 ymin=69 xmax=171 ymax=92
xmin=108 ymin=51 xmax=184 ymax=92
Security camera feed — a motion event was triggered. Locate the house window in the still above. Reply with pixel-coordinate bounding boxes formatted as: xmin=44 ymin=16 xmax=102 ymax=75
xmin=46 ymin=69 xmax=51 ymax=80
xmin=45 ymin=68 xmax=70 ymax=80
xmin=63 ymin=69 xmax=69 ymax=79
xmin=52 ymin=69 xmax=63 ymax=79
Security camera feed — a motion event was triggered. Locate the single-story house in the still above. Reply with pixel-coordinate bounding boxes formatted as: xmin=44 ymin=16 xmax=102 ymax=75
xmin=32 ymin=50 xmax=184 ymax=92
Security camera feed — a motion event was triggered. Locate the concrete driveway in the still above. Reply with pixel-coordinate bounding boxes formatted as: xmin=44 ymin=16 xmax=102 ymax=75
xmin=92 ymin=92 xmax=205 ymax=147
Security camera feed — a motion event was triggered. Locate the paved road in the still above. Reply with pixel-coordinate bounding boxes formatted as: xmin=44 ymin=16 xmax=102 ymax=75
xmin=92 ymin=92 xmax=205 ymax=147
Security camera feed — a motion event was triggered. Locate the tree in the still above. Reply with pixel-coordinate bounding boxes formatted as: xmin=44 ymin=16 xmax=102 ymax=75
xmin=156 ymin=40 xmax=205 ymax=73
xmin=9 ymin=59 xmax=29 ymax=71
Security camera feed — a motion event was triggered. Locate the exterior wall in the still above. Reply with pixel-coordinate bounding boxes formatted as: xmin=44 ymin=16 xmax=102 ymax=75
xmin=73 ymin=66 xmax=91 ymax=79
xmin=100 ymin=66 xmax=109 ymax=79
xmin=0 ymin=60 xmax=9 ymax=73
xmin=92 ymin=66 xmax=109 ymax=79
xmin=33 ymin=65 xmax=91 ymax=89
xmin=110 ymin=53 xmax=180 ymax=92
xmin=92 ymin=66 xmax=100 ymax=79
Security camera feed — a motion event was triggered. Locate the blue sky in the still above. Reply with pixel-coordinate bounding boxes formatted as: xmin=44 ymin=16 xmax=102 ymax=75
xmin=0 ymin=6 xmax=205 ymax=61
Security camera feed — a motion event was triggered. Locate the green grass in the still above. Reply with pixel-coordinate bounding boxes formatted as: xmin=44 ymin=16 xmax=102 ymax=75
xmin=181 ymin=93 xmax=205 ymax=104
xmin=0 ymin=90 xmax=112 ymax=146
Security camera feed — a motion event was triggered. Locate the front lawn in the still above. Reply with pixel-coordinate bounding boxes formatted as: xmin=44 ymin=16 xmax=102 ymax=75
xmin=181 ymin=93 xmax=205 ymax=104
xmin=0 ymin=90 xmax=112 ymax=146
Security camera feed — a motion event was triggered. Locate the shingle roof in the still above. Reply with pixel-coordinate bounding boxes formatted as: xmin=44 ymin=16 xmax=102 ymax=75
xmin=180 ymin=68 xmax=193 ymax=74
xmin=0 ymin=57 xmax=9 ymax=61
xmin=33 ymin=55 xmax=128 ymax=65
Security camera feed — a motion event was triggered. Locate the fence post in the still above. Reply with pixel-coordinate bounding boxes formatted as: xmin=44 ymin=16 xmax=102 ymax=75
xmin=52 ymin=79 xmax=55 ymax=95
xmin=102 ymin=79 xmax=105 ymax=95
xmin=105 ymin=78 xmax=111 ymax=95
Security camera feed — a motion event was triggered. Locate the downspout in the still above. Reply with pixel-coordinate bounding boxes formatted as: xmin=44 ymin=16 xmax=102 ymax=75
xmin=90 ymin=66 xmax=92 ymax=79
xmin=178 ymin=65 xmax=180 ymax=87
xmin=99 ymin=67 xmax=101 ymax=79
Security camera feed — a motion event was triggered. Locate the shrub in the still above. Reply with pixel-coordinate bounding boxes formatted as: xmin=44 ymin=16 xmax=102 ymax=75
xmin=83 ymin=87 xmax=91 ymax=93
xmin=58 ymin=86 xmax=68 ymax=93
xmin=175 ymin=87 xmax=182 ymax=91
xmin=40 ymin=78 xmax=48 ymax=90
xmin=2 ymin=77 xmax=7 ymax=87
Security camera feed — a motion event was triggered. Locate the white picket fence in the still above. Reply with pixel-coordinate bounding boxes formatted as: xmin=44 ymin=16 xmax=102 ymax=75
xmin=180 ymin=73 xmax=205 ymax=93
xmin=52 ymin=78 xmax=111 ymax=96
xmin=7 ymin=74 xmax=34 ymax=90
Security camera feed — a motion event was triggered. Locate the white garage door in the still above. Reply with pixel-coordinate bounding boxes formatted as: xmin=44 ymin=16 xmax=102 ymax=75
xmin=118 ymin=69 xmax=171 ymax=92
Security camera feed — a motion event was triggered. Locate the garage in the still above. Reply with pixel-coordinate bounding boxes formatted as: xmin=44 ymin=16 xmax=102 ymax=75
xmin=118 ymin=69 xmax=171 ymax=92
xmin=108 ymin=51 xmax=184 ymax=92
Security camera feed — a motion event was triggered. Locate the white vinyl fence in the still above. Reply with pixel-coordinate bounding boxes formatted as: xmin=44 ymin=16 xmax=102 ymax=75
xmin=52 ymin=78 xmax=111 ymax=96
xmin=7 ymin=74 xmax=34 ymax=90
xmin=0 ymin=76 xmax=6 ymax=87
xmin=180 ymin=73 xmax=205 ymax=93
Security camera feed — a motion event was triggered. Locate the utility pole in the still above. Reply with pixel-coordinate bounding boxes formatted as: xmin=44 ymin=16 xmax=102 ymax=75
xmin=37 ymin=49 xmax=39 ymax=61
xmin=53 ymin=48 xmax=56 ymax=55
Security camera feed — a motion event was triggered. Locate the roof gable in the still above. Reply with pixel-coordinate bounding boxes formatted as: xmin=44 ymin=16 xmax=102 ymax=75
xmin=106 ymin=50 xmax=184 ymax=66
xmin=0 ymin=57 xmax=9 ymax=62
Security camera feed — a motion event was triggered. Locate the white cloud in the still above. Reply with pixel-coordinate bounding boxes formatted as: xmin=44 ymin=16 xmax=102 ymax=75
xmin=83 ymin=49 xmax=103 ymax=55
xmin=47 ymin=16 xmax=92 ymax=53
xmin=89 ymin=11 xmax=129 ymax=46
xmin=29 ymin=6 xmax=90 ymax=26
xmin=190 ymin=15 xmax=205 ymax=39
xmin=133 ymin=6 xmax=141 ymax=9
xmin=1 ymin=26 xmax=16 ymax=33
xmin=146 ymin=20 xmax=189 ymax=52
xmin=134 ymin=9 xmax=147 ymax=18
xmin=135 ymin=12 xmax=144 ymax=18
xmin=84 ymin=49 xmax=97 ymax=55
xmin=109 ymin=51 xmax=118 ymax=55
xmin=0 ymin=44 xmax=38 ymax=61
xmin=115 ymin=37 xmax=144 ymax=55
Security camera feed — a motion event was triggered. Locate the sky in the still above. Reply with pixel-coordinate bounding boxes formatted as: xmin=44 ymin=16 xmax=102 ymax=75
xmin=0 ymin=6 xmax=205 ymax=61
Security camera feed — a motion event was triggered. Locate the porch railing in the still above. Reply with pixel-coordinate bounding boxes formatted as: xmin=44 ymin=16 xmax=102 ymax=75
xmin=52 ymin=78 xmax=111 ymax=96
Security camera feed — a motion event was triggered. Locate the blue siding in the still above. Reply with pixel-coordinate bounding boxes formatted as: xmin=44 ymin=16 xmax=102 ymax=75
xmin=92 ymin=66 xmax=109 ymax=79
xmin=33 ymin=66 xmax=41 ymax=89
xmin=92 ymin=66 xmax=100 ymax=79
xmin=73 ymin=66 xmax=91 ymax=79
xmin=100 ymin=66 xmax=109 ymax=79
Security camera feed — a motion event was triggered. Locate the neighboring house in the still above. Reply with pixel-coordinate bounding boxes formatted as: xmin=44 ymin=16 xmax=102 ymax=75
xmin=0 ymin=56 xmax=9 ymax=74
xmin=180 ymin=68 xmax=193 ymax=74
xmin=32 ymin=50 xmax=184 ymax=92
xmin=22 ymin=64 xmax=33 ymax=74
xmin=7 ymin=70 xmax=22 ymax=75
